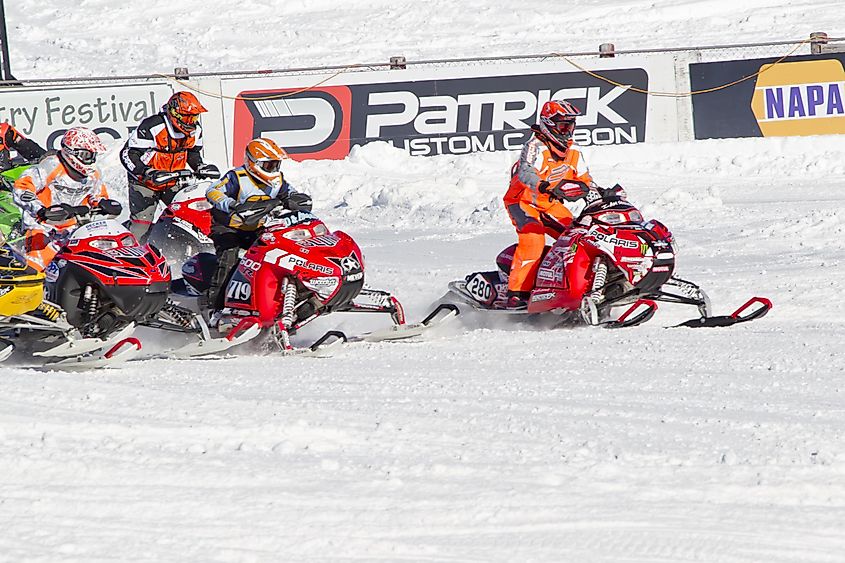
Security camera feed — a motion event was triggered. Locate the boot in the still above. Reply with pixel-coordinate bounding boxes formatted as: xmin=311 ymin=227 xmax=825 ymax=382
xmin=505 ymin=290 xmax=530 ymax=310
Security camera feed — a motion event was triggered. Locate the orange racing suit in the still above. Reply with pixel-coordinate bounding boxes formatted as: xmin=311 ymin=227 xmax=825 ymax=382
xmin=503 ymin=131 xmax=593 ymax=295
xmin=13 ymin=155 xmax=109 ymax=271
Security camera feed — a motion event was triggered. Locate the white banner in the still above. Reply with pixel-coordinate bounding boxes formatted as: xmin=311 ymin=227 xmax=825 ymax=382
xmin=0 ymin=82 xmax=174 ymax=150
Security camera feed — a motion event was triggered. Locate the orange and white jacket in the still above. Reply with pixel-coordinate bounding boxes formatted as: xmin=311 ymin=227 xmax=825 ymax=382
xmin=120 ymin=112 xmax=204 ymax=190
xmin=13 ymin=154 xmax=109 ymax=233
xmin=504 ymin=132 xmax=593 ymax=212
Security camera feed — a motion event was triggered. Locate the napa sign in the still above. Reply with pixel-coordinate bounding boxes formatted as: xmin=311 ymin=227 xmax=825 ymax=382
xmin=751 ymin=59 xmax=845 ymax=136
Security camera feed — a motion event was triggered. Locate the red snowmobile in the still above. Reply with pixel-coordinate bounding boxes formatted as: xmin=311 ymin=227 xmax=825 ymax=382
xmin=448 ymin=186 xmax=771 ymax=328
xmin=40 ymin=203 xmax=257 ymax=366
xmin=173 ymin=197 xmax=456 ymax=354
xmin=146 ymin=169 xmax=217 ymax=275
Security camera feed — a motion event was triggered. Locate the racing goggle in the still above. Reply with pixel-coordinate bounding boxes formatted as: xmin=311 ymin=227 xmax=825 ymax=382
xmin=257 ymin=160 xmax=281 ymax=173
xmin=65 ymin=147 xmax=97 ymax=165
xmin=169 ymin=107 xmax=201 ymax=125
xmin=548 ymin=116 xmax=576 ymax=135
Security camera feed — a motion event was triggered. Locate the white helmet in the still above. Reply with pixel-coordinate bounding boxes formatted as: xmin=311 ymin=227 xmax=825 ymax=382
xmin=60 ymin=127 xmax=106 ymax=176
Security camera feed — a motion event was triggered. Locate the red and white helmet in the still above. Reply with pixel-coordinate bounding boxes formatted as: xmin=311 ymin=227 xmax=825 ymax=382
xmin=538 ymin=100 xmax=581 ymax=154
xmin=244 ymin=137 xmax=288 ymax=189
xmin=60 ymin=127 xmax=107 ymax=176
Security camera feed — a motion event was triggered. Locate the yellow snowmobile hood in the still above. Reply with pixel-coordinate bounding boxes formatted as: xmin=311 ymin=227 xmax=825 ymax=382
xmin=0 ymin=245 xmax=45 ymax=317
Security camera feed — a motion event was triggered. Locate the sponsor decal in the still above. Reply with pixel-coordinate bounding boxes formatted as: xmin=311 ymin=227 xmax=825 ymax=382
xmin=44 ymin=262 xmax=61 ymax=283
xmin=530 ymin=291 xmax=555 ymax=302
xmin=231 ymin=68 xmax=648 ymax=160
xmin=106 ymin=246 xmax=147 ymax=258
xmin=591 ymin=230 xmax=639 ymax=249
xmin=345 ymin=271 xmax=363 ymax=282
xmin=298 ymin=234 xmax=340 ymax=247
xmin=0 ymin=285 xmax=12 ymax=297
xmin=329 ymin=252 xmax=361 ymax=274
xmin=751 ymin=59 xmax=845 ymax=136
xmin=303 ymin=276 xmax=340 ymax=297
xmin=264 ymin=248 xmax=334 ymax=275
xmin=239 ymin=257 xmax=262 ymax=278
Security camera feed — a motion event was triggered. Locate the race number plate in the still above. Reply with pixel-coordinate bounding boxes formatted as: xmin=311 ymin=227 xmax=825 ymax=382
xmin=465 ymin=273 xmax=496 ymax=307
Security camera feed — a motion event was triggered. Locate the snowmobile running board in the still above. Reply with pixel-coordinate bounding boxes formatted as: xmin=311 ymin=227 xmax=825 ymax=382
xmin=675 ymin=297 xmax=772 ymax=328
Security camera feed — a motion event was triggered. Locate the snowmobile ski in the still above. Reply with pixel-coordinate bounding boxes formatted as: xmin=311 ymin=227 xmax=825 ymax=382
xmin=675 ymin=297 xmax=772 ymax=328
xmin=44 ymin=336 xmax=143 ymax=370
xmin=32 ymin=323 xmax=137 ymax=359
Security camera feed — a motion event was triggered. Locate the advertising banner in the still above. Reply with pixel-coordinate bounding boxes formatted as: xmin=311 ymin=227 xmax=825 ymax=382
xmin=221 ymin=57 xmax=677 ymax=163
xmin=0 ymin=82 xmax=175 ymax=150
xmin=690 ymin=53 xmax=845 ymax=139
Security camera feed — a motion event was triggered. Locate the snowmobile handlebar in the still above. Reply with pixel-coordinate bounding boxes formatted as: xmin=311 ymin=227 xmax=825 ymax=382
xmin=37 ymin=200 xmax=123 ymax=224
xmin=227 ymin=198 xmax=282 ymax=230
xmin=148 ymin=165 xmax=220 ymax=187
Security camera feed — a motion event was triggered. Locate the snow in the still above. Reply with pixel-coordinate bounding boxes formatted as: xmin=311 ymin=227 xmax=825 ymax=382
xmin=3 ymin=1 xmax=845 ymax=561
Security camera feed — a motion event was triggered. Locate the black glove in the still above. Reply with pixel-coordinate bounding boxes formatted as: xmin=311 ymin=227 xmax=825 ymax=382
xmin=36 ymin=203 xmax=76 ymax=223
xmin=228 ymin=198 xmax=277 ymax=229
xmin=547 ymin=179 xmax=590 ymax=202
xmin=143 ymin=168 xmax=180 ymax=185
xmin=284 ymin=191 xmax=312 ymax=212
xmin=195 ymin=163 xmax=221 ymax=179
xmin=601 ymin=184 xmax=627 ymax=201
xmin=96 ymin=198 xmax=123 ymax=216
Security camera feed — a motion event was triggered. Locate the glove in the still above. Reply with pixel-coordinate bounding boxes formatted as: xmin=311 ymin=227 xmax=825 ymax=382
xmin=143 ymin=168 xmax=179 ymax=185
xmin=601 ymin=184 xmax=627 ymax=201
xmin=548 ymin=179 xmax=590 ymax=202
xmin=284 ymin=191 xmax=312 ymax=212
xmin=228 ymin=198 xmax=276 ymax=229
xmin=195 ymin=163 xmax=221 ymax=179
xmin=96 ymin=198 xmax=123 ymax=216
xmin=36 ymin=203 xmax=75 ymax=223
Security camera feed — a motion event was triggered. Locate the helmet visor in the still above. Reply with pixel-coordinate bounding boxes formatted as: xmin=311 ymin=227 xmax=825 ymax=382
xmin=66 ymin=147 xmax=97 ymax=165
xmin=170 ymin=107 xmax=200 ymax=125
xmin=550 ymin=117 xmax=576 ymax=136
xmin=258 ymin=160 xmax=281 ymax=173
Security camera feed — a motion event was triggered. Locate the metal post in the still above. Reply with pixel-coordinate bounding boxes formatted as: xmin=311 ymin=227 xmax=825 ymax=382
xmin=810 ymin=32 xmax=828 ymax=55
xmin=0 ymin=0 xmax=15 ymax=81
xmin=599 ymin=43 xmax=616 ymax=58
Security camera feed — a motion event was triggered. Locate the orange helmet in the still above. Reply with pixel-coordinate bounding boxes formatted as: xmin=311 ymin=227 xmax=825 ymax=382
xmin=166 ymin=91 xmax=207 ymax=135
xmin=538 ymin=100 xmax=580 ymax=154
xmin=244 ymin=138 xmax=288 ymax=189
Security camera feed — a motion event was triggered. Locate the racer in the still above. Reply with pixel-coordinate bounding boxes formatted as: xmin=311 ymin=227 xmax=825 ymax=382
xmin=202 ymin=137 xmax=312 ymax=318
xmin=0 ymin=122 xmax=46 ymax=171
xmin=120 ymin=91 xmax=219 ymax=241
xmin=502 ymin=99 xmax=597 ymax=309
xmin=13 ymin=127 xmax=121 ymax=271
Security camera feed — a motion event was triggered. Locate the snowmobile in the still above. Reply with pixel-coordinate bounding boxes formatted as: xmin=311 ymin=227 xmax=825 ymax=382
xmin=146 ymin=168 xmax=218 ymax=275
xmin=0 ymin=230 xmax=141 ymax=364
xmin=447 ymin=186 xmax=771 ymax=328
xmin=172 ymin=196 xmax=456 ymax=355
xmin=39 ymin=202 xmax=257 ymax=366
xmin=0 ymin=159 xmax=33 ymax=240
